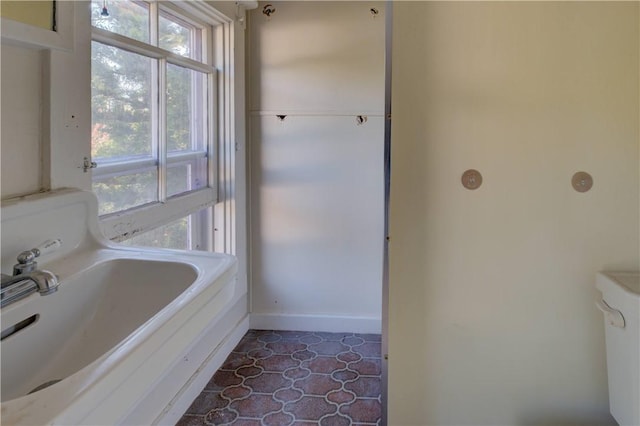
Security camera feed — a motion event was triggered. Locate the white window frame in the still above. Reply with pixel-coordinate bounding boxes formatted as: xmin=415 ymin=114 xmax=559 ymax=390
xmin=90 ymin=1 xmax=233 ymax=248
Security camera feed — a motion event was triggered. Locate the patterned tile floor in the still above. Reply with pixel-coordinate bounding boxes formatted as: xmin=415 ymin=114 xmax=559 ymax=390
xmin=177 ymin=330 xmax=382 ymax=426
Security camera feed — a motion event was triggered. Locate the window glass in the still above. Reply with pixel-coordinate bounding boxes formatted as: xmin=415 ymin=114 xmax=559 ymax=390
xmin=91 ymin=41 xmax=154 ymax=161
xmin=91 ymin=1 xmax=149 ymax=43
xmin=91 ymin=0 xmax=219 ymax=244
xmin=167 ymin=158 xmax=208 ymax=197
xmin=159 ymin=10 xmax=201 ymax=60
xmin=93 ymin=169 xmax=158 ymax=215
xmin=167 ymin=64 xmax=207 ymax=153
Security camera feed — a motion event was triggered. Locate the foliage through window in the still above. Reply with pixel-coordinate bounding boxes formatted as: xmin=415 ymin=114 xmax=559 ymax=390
xmin=90 ymin=0 xmax=220 ymax=250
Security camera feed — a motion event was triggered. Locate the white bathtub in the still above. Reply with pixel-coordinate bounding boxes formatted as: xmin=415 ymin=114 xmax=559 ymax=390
xmin=0 ymin=189 xmax=249 ymax=425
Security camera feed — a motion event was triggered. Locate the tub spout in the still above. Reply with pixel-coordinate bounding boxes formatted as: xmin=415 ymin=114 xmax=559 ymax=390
xmin=1 ymin=270 xmax=59 ymax=307
xmin=30 ymin=270 xmax=59 ymax=295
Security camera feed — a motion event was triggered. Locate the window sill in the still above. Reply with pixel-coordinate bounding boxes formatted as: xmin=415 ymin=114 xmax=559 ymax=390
xmin=99 ymin=187 xmax=217 ymax=241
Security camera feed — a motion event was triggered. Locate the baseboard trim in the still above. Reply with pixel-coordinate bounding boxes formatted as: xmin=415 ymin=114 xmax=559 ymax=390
xmin=250 ymin=313 xmax=381 ymax=334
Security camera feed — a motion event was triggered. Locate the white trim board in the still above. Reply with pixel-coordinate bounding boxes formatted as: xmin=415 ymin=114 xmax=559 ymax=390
xmin=152 ymin=302 xmax=249 ymax=425
xmin=153 ymin=313 xmax=250 ymax=425
xmin=250 ymin=313 xmax=381 ymax=334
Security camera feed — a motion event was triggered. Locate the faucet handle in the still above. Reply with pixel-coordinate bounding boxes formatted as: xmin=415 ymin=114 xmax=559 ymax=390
xmin=13 ymin=239 xmax=62 ymax=275
xmin=31 ymin=239 xmax=62 ymax=258
xmin=16 ymin=251 xmax=36 ymax=265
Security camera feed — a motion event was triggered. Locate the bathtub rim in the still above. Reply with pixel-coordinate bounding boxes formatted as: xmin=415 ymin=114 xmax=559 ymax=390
xmin=0 ymin=246 xmax=238 ymax=426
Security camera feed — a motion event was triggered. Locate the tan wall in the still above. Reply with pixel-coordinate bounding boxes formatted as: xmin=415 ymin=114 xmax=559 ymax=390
xmin=1 ymin=1 xmax=53 ymax=30
xmin=388 ymin=2 xmax=639 ymax=425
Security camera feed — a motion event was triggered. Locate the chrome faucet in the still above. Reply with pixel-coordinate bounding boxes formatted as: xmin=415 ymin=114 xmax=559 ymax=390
xmin=1 ymin=240 xmax=61 ymax=308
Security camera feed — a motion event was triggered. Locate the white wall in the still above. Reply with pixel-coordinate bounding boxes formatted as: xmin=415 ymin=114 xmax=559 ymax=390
xmin=1 ymin=2 xmax=92 ymax=200
xmin=388 ymin=2 xmax=639 ymax=425
xmin=1 ymin=45 xmax=44 ymax=198
xmin=248 ymin=1 xmax=385 ymax=333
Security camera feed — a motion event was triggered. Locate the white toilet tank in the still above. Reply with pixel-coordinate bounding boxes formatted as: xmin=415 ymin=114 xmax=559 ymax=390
xmin=596 ymin=272 xmax=640 ymax=426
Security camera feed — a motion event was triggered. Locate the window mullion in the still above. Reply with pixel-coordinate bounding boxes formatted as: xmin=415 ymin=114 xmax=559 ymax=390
xmin=203 ymin=206 xmax=214 ymax=251
xmin=149 ymin=1 xmax=159 ymax=45
xmin=208 ymin=69 xmax=218 ymax=203
xmin=150 ymin=2 xmax=167 ymax=204
xmin=158 ymin=58 xmax=167 ymax=203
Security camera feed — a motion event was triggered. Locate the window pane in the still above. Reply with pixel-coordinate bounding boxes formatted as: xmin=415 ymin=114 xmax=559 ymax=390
xmin=167 ymin=64 xmax=207 ymax=153
xmin=91 ymin=0 xmax=149 ymax=43
xmin=159 ymin=10 xmax=201 ymax=60
xmin=92 ymin=42 xmax=154 ymax=161
xmin=120 ymin=208 xmax=211 ymax=251
xmin=93 ymin=169 xmax=158 ymax=215
xmin=167 ymin=158 xmax=208 ymax=197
